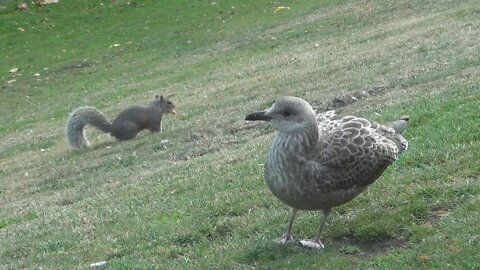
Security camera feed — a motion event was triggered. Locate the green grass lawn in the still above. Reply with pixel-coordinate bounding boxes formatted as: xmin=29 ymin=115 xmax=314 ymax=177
xmin=1 ymin=0 xmax=479 ymax=269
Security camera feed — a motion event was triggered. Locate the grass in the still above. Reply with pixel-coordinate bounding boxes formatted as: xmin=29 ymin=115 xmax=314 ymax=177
xmin=1 ymin=0 xmax=479 ymax=269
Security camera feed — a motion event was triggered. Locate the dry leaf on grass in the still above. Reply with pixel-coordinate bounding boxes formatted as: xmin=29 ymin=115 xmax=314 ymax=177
xmin=274 ymin=6 xmax=290 ymax=13
xmin=35 ymin=0 xmax=59 ymax=6
xmin=448 ymin=246 xmax=460 ymax=253
xmin=418 ymin=255 xmax=428 ymax=264
xmin=16 ymin=3 xmax=28 ymax=11
xmin=429 ymin=210 xmax=450 ymax=217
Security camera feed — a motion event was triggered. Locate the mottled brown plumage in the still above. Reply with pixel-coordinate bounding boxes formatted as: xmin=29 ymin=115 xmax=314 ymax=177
xmin=245 ymin=96 xmax=408 ymax=249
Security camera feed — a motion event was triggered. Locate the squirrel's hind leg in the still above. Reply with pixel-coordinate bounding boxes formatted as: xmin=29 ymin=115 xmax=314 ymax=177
xmin=111 ymin=122 xmax=139 ymax=140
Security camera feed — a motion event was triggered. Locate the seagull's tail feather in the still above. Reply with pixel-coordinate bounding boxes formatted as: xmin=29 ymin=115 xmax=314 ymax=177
xmin=387 ymin=115 xmax=409 ymax=134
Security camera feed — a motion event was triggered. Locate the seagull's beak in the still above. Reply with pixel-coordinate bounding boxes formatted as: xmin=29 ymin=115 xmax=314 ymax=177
xmin=245 ymin=111 xmax=272 ymax=121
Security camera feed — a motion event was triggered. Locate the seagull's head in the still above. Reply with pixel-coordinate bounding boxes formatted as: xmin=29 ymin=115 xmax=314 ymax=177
xmin=245 ymin=96 xmax=317 ymax=133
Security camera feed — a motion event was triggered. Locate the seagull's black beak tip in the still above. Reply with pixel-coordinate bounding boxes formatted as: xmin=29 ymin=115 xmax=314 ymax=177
xmin=245 ymin=111 xmax=271 ymax=121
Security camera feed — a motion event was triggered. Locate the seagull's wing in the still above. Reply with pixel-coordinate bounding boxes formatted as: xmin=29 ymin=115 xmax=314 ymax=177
xmin=315 ymin=112 xmax=401 ymax=188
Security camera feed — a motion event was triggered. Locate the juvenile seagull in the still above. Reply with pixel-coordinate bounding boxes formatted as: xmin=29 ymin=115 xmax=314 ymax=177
xmin=245 ymin=97 xmax=408 ymax=249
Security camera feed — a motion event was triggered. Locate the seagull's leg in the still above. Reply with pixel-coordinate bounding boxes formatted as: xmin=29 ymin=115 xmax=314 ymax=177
xmin=276 ymin=208 xmax=297 ymax=244
xmin=299 ymin=209 xmax=331 ymax=249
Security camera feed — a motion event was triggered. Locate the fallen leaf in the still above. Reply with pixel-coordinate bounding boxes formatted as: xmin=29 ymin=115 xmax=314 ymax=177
xmin=9 ymin=67 xmax=19 ymax=73
xmin=418 ymin=255 xmax=428 ymax=264
xmin=448 ymin=245 xmax=460 ymax=253
xmin=429 ymin=210 xmax=450 ymax=217
xmin=274 ymin=6 xmax=290 ymax=13
xmin=16 ymin=3 xmax=28 ymax=11
xmin=421 ymin=221 xmax=433 ymax=229
xmin=18 ymin=27 xmax=25 ymax=32
xmin=35 ymin=0 xmax=59 ymax=6
xmin=109 ymin=43 xmax=120 ymax=48
xmin=7 ymin=79 xmax=17 ymax=84
xmin=90 ymin=261 xmax=107 ymax=269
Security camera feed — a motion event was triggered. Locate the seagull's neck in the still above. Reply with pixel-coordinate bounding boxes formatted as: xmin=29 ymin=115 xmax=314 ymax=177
xmin=273 ymin=122 xmax=319 ymax=160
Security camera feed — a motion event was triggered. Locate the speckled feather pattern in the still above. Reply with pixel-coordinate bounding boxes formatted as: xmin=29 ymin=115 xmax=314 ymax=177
xmin=265 ymin=110 xmax=408 ymax=211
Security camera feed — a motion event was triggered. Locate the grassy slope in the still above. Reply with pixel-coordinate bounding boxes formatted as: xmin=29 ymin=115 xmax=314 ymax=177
xmin=1 ymin=0 xmax=479 ymax=269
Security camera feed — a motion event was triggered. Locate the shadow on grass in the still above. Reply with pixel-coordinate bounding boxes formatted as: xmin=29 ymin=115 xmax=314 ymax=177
xmin=236 ymin=241 xmax=326 ymax=266
xmin=331 ymin=234 xmax=407 ymax=258
xmin=237 ymin=235 xmax=407 ymax=266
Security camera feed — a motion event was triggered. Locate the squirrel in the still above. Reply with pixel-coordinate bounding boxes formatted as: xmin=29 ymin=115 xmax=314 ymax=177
xmin=66 ymin=95 xmax=176 ymax=149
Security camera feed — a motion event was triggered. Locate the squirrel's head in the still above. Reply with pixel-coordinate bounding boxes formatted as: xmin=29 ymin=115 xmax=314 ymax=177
xmin=156 ymin=95 xmax=176 ymax=115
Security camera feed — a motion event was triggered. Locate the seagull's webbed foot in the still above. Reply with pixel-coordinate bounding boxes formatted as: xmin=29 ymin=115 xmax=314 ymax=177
xmin=275 ymin=233 xmax=294 ymax=244
xmin=298 ymin=239 xmax=325 ymax=249
xmin=298 ymin=209 xmax=330 ymax=249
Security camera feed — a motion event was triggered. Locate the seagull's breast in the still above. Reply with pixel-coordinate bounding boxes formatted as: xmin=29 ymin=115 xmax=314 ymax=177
xmin=264 ymin=133 xmax=323 ymax=209
xmin=264 ymin=132 xmax=368 ymax=210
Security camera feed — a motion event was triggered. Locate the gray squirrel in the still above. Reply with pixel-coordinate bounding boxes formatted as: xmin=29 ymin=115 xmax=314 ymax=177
xmin=66 ymin=95 xmax=176 ymax=149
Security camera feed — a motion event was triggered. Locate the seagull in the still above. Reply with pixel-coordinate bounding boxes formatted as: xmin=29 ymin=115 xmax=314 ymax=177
xmin=245 ymin=96 xmax=408 ymax=249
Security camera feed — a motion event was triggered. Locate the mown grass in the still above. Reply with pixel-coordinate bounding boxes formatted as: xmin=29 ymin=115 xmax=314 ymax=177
xmin=1 ymin=0 xmax=479 ymax=269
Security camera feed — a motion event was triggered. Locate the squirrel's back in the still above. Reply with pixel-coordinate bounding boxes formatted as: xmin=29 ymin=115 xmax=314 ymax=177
xmin=112 ymin=105 xmax=161 ymax=127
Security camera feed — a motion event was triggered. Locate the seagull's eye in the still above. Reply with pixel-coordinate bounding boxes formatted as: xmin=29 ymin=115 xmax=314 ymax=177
xmin=283 ymin=110 xmax=292 ymax=117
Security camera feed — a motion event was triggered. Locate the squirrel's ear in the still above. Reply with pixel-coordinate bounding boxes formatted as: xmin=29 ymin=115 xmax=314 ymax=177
xmin=159 ymin=95 xmax=164 ymax=102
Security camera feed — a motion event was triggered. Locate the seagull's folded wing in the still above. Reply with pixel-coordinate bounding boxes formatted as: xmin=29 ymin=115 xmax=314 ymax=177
xmin=314 ymin=113 xmax=400 ymax=188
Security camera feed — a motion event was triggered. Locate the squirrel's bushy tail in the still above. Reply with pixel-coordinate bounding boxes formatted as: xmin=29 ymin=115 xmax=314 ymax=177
xmin=66 ymin=107 xmax=112 ymax=149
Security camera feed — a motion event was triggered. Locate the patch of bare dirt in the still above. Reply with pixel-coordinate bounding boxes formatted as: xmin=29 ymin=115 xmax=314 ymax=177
xmin=59 ymin=61 xmax=98 ymax=71
xmin=311 ymin=85 xmax=394 ymax=112
xmin=229 ymin=121 xmax=265 ymax=135
xmin=333 ymin=235 xmax=407 ymax=258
